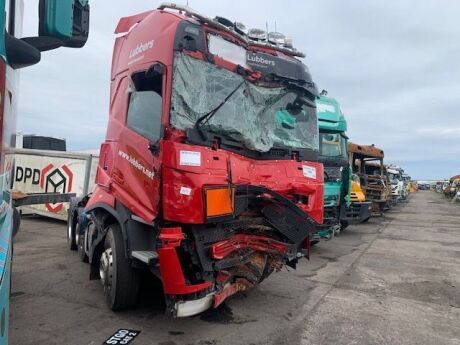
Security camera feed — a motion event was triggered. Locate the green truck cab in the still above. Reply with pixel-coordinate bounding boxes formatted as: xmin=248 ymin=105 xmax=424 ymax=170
xmin=313 ymin=95 xmax=372 ymax=241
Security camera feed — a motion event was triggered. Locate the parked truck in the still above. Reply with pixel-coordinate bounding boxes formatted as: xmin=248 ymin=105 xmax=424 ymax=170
xmin=349 ymin=143 xmax=389 ymax=215
xmin=0 ymin=0 xmax=90 ymax=343
xmin=387 ymin=167 xmax=403 ymax=205
xmin=68 ymin=3 xmax=324 ymax=317
xmin=313 ymin=95 xmax=371 ymax=240
xmin=387 ymin=165 xmax=410 ymax=204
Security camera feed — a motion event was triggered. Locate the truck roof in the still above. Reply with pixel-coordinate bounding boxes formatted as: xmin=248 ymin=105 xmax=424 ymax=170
xmin=317 ymin=96 xmax=347 ymax=132
xmin=111 ymin=6 xmax=307 ymax=82
xmin=349 ymin=142 xmax=384 ymax=158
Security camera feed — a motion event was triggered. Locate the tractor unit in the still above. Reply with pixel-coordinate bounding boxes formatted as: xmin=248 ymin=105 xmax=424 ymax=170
xmin=313 ymin=95 xmax=371 ymax=241
xmin=68 ymin=3 xmax=324 ymax=317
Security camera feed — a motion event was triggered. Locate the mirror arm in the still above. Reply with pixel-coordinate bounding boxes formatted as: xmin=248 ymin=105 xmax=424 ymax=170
xmin=21 ymin=36 xmax=63 ymax=52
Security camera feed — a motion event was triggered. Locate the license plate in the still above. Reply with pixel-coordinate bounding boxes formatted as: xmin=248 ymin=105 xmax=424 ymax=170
xmin=103 ymin=329 xmax=140 ymax=345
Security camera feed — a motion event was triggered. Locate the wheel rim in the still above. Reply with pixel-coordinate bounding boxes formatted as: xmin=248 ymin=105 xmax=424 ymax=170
xmin=100 ymin=248 xmax=113 ymax=293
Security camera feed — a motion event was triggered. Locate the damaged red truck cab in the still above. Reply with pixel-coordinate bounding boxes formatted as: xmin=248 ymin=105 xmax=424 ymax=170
xmin=68 ymin=4 xmax=323 ymax=317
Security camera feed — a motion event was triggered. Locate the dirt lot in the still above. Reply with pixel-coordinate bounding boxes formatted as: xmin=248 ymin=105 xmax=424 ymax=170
xmin=10 ymin=191 xmax=460 ymax=345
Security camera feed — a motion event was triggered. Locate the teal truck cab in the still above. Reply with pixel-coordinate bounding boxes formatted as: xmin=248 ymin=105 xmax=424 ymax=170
xmin=313 ymin=95 xmax=371 ymax=241
xmin=0 ymin=1 xmax=89 ymax=343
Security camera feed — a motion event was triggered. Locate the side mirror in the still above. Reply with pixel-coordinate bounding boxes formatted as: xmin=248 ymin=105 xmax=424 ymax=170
xmin=39 ymin=0 xmax=90 ymax=48
xmin=5 ymin=33 xmax=41 ymax=69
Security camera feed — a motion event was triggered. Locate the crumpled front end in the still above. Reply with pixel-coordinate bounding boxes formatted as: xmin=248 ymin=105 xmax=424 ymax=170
xmin=158 ymin=141 xmax=323 ymax=315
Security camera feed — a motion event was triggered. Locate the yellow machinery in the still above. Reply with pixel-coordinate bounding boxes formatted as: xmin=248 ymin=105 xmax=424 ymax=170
xmin=349 ymin=142 xmax=389 ymax=214
xmin=350 ymin=174 xmax=366 ymax=202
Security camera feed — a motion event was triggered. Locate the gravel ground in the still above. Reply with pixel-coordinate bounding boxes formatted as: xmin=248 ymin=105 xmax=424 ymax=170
xmin=10 ymin=191 xmax=460 ymax=345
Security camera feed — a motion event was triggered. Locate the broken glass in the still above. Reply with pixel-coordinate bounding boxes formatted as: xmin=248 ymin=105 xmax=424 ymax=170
xmin=170 ymin=52 xmax=318 ymax=153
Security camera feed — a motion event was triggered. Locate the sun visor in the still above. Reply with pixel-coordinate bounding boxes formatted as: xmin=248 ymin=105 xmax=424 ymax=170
xmin=115 ymin=11 xmax=154 ymax=34
xmin=246 ymin=52 xmax=316 ymax=91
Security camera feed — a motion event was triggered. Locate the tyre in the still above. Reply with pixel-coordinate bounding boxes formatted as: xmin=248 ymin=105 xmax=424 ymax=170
xmin=67 ymin=212 xmax=77 ymax=251
xmin=77 ymin=223 xmax=89 ymax=263
xmin=310 ymin=240 xmax=319 ymax=246
xmin=361 ymin=217 xmax=370 ymax=223
xmin=100 ymin=223 xmax=140 ymax=311
xmin=340 ymin=221 xmax=349 ymax=231
xmin=12 ymin=207 xmax=20 ymax=238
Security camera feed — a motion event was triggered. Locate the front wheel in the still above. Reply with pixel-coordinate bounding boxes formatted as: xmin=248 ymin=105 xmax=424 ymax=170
xmin=340 ymin=221 xmax=349 ymax=231
xmin=100 ymin=224 xmax=140 ymax=311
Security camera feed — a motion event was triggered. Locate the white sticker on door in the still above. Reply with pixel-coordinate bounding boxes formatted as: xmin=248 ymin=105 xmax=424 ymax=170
xmin=302 ymin=165 xmax=317 ymax=179
xmin=180 ymin=186 xmax=192 ymax=196
xmin=180 ymin=151 xmax=201 ymax=167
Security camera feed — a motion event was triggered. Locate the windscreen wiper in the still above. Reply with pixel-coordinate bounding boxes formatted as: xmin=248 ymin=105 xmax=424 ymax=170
xmin=194 ymin=80 xmax=245 ymax=140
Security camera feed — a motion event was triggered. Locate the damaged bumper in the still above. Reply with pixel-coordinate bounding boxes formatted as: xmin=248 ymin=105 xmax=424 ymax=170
xmin=160 ymin=185 xmax=320 ymax=316
xmin=341 ymin=202 xmax=372 ymax=223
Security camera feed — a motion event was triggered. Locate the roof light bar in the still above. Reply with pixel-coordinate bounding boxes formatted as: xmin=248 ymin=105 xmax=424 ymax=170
xmin=157 ymin=2 xmax=305 ymax=57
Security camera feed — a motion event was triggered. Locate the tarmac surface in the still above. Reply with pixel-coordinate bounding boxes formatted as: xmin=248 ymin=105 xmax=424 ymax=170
xmin=10 ymin=191 xmax=460 ymax=345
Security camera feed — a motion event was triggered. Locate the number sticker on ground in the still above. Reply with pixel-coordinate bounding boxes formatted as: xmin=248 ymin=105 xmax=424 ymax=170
xmin=103 ymin=329 xmax=141 ymax=345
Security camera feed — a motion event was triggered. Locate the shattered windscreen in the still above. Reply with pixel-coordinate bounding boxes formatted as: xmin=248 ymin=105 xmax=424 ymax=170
xmin=170 ymin=52 xmax=318 ymax=153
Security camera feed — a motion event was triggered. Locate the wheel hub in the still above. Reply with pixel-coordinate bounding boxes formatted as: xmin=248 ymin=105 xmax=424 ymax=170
xmin=100 ymin=248 xmax=113 ymax=290
xmin=68 ymin=222 xmax=72 ymax=240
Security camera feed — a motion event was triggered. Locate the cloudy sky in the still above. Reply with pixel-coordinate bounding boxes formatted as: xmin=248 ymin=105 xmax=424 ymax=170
xmin=19 ymin=0 xmax=460 ymax=179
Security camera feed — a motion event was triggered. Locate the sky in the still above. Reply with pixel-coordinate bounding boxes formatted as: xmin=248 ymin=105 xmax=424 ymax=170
xmin=18 ymin=0 xmax=460 ymax=180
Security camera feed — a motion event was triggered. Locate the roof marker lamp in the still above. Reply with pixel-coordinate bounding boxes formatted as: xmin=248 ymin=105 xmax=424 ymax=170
xmin=248 ymin=28 xmax=267 ymax=42
xmin=268 ymin=32 xmax=286 ymax=46
xmin=234 ymin=22 xmax=248 ymax=36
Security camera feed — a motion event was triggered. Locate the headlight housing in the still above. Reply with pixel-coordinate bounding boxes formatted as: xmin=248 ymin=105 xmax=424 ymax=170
xmin=204 ymin=186 xmax=235 ymax=218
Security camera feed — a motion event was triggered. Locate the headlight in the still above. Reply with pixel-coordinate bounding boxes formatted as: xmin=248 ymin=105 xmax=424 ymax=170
xmin=205 ymin=186 xmax=235 ymax=218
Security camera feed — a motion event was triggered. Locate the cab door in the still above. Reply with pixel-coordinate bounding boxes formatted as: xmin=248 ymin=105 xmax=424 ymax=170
xmin=111 ymin=64 xmax=165 ymax=222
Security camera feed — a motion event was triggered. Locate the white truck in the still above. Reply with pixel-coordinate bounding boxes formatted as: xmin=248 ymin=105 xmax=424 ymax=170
xmin=387 ymin=167 xmax=403 ymax=204
xmin=11 ymin=148 xmax=98 ymax=220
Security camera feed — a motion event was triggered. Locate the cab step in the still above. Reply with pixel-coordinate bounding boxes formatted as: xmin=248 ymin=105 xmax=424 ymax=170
xmin=131 ymin=251 xmax=158 ymax=265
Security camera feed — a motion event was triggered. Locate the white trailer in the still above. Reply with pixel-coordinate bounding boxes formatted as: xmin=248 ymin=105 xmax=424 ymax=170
xmin=11 ymin=149 xmax=99 ymax=221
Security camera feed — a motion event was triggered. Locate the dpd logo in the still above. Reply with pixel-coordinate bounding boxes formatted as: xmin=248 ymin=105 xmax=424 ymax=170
xmin=15 ymin=163 xmax=73 ymax=213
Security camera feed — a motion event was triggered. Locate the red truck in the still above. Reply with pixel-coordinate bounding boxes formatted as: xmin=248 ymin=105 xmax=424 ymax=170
xmin=68 ymin=3 xmax=323 ymax=317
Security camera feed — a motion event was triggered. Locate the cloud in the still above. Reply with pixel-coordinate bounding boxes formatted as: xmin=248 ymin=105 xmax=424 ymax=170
xmin=17 ymin=0 xmax=460 ymax=179
xmin=416 ymin=127 xmax=460 ymax=137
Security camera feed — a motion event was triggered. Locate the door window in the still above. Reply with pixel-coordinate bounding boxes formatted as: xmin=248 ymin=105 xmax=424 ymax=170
xmin=127 ymin=71 xmax=163 ymax=142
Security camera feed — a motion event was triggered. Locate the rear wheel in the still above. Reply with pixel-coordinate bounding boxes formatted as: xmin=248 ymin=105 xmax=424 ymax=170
xmin=77 ymin=223 xmax=88 ymax=263
xmin=12 ymin=207 xmax=20 ymax=238
xmin=67 ymin=212 xmax=77 ymax=251
xmin=100 ymin=224 xmax=140 ymax=311
xmin=340 ymin=221 xmax=349 ymax=231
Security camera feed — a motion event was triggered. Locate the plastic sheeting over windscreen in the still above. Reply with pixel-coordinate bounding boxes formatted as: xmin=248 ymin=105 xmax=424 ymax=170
xmin=170 ymin=53 xmax=318 ymax=153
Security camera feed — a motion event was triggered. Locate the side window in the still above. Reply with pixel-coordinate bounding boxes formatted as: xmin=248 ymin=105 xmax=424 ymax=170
xmin=127 ymin=69 xmax=163 ymax=142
